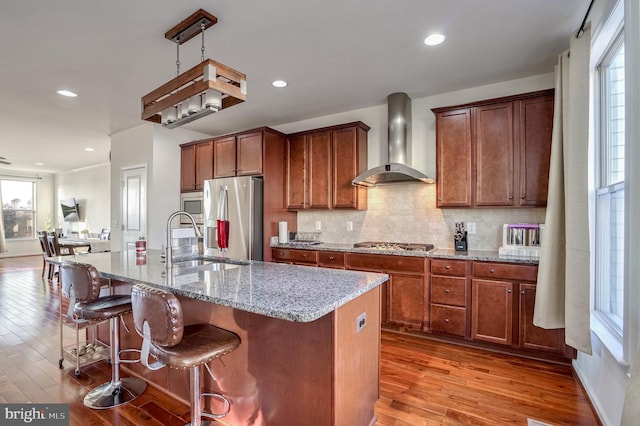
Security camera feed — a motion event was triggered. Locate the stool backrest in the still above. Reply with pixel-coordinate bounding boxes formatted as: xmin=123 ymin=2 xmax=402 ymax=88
xmin=37 ymin=231 xmax=52 ymax=257
xmin=131 ymin=284 xmax=184 ymax=347
xmin=59 ymin=262 xmax=102 ymax=302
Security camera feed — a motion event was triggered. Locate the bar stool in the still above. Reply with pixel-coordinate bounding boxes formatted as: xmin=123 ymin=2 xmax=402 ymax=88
xmin=131 ymin=283 xmax=240 ymax=425
xmin=60 ymin=262 xmax=147 ymax=409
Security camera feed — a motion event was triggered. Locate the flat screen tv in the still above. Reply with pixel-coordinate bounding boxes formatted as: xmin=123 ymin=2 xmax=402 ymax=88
xmin=60 ymin=198 xmax=80 ymax=222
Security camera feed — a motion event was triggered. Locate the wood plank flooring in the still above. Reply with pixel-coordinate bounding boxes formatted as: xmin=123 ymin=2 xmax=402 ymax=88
xmin=0 ymin=255 xmax=599 ymax=425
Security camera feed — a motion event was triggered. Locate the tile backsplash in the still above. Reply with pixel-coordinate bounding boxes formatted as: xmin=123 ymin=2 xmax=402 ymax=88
xmin=296 ymin=183 xmax=546 ymax=251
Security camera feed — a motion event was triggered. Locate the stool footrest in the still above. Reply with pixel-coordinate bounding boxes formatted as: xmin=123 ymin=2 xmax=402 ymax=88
xmin=118 ymin=348 xmax=142 ymax=364
xmin=200 ymin=392 xmax=231 ymax=419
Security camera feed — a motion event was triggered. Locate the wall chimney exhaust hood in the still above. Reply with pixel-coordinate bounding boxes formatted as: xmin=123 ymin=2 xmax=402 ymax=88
xmin=352 ymin=92 xmax=434 ymax=188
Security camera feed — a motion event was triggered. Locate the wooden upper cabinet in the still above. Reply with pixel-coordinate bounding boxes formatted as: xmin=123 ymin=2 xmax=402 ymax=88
xmin=180 ymin=140 xmax=214 ymax=192
xmin=236 ymin=132 xmax=263 ymax=176
xmin=286 ymin=135 xmax=307 ymax=209
xmin=286 ymin=122 xmax=369 ymax=210
xmin=432 ymin=89 xmax=554 ymax=208
xmin=180 ymin=144 xmax=197 ymax=191
xmin=333 ymin=126 xmax=368 ymax=209
xmin=517 ymin=94 xmax=554 ymax=206
xmin=307 ymin=131 xmax=332 ymax=209
xmin=435 ymin=108 xmax=473 ymax=207
xmin=213 ymin=136 xmax=237 ymax=178
xmin=213 ymin=131 xmax=264 ymax=179
xmin=194 ymin=141 xmax=214 ymax=190
xmin=475 ymin=103 xmax=514 ymax=206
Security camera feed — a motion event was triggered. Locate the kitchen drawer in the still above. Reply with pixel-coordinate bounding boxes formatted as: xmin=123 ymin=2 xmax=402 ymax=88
xmin=271 ymin=248 xmax=318 ymax=265
xmin=431 ymin=259 xmax=467 ymax=276
xmin=348 ymin=253 xmax=425 ymax=273
xmin=473 ymin=262 xmax=537 ymax=281
xmin=430 ymin=304 xmax=466 ymax=337
xmin=431 ymin=276 xmax=467 ymax=307
xmin=318 ymin=251 xmax=345 ymax=268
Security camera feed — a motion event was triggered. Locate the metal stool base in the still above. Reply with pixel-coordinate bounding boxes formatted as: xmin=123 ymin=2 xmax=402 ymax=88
xmin=83 ymin=377 xmax=147 ymax=409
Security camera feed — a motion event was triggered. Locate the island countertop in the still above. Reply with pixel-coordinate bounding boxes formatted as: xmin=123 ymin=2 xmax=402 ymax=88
xmin=48 ymin=249 xmax=388 ymax=323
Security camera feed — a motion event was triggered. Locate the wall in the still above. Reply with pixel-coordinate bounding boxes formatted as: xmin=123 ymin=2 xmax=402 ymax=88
xmin=0 ymin=172 xmax=55 ymax=258
xmin=273 ymin=73 xmax=554 ymax=249
xmin=55 ymin=163 xmax=110 ymax=237
xmin=109 ymin=123 xmax=208 ymax=251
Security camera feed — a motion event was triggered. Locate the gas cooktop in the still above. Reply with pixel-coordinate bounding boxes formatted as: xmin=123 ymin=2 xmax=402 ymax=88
xmin=353 ymin=242 xmax=435 ymax=252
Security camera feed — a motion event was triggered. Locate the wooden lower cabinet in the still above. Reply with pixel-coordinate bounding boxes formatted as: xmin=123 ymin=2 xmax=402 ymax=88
xmin=387 ymin=272 xmax=425 ymax=329
xmin=269 ymin=250 xmax=572 ymax=360
xmin=471 ymin=279 xmax=513 ymax=345
xmin=347 ymin=253 xmax=426 ymax=330
xmin=430 ymin=304 xmax=466 ymax=337
xmin=271 ymin=248 xmax=318 ymax=266
xmin=519 ymin=283 xmax=563 ymax=352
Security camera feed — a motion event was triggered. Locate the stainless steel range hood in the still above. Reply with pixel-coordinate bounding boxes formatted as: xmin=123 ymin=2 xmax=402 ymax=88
xmin=352 ymin=92 xmax=434 ymax=187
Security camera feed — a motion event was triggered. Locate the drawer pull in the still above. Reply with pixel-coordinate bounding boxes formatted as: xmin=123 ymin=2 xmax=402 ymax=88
xmin=444 ymin=318 xmax=450 ymax=323
xmin=329 ymin=256 xmax=335 ymax=260
xmin=445 ymin=265 xmax=451 ymax=270
xmin=303 ymin=253 xmax=307 ymax=257
xmin=490 ymin=268 xmax=495 ymax=273
xmin=444 ymin=289 xmax=450 ymax=294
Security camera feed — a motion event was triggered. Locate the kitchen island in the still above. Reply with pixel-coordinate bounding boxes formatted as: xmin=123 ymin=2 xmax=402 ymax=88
xmin=49 ymin=249 xmax=387 ymax=426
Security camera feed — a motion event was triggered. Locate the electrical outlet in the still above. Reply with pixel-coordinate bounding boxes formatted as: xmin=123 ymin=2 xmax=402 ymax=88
xmin=315 ymin=221 xmax=322 ymax=231
xmin=346 ymin=221 xmax=353 ymax=231
xmin=356 ymin=312 xmax=366 ymax=332
xmin=467 ymin=222 xmax=476 ymax=235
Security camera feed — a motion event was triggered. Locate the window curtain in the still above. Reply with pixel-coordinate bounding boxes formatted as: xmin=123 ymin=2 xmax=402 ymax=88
xmin=534 ymin=26 xmax=592 ymax=355
xmin=0 ymin=187 xmax=6 ymax=253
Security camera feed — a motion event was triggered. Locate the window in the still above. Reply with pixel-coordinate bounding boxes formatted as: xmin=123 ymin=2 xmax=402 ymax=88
xmin=1 ymin=179 xmax=36 ymax=239
xmin=594 ymin=32 xmax=625 ymax=335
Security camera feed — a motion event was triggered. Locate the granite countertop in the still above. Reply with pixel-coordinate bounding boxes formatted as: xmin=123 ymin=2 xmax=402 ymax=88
xmin=48 ymin=249 xmax=388 ymax=323
xmin=272 ymin=242 xmax=539 ymax=265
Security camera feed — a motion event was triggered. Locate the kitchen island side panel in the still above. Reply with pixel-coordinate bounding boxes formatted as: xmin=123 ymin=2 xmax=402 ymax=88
xmin=111 ymin=282 xmax=380 ymax=426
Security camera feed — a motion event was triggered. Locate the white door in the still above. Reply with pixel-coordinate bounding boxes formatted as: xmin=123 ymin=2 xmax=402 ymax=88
xmin=121 ymin=166 xmax=147 ymax=251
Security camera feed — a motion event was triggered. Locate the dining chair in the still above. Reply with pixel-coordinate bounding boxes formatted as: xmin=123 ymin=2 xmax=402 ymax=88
xmin=37 ymin=231 xmax=54 ymax=280
xmin=47 ymin=231 xmax=73 ymax=256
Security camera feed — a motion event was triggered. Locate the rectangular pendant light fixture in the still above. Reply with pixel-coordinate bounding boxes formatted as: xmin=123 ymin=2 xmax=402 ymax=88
xmin=140 ymin=9 xmax=246 ymax=129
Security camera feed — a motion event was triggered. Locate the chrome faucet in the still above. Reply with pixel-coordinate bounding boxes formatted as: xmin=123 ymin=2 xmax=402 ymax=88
xmin=165 ymin=211 xmax=202 ymax=268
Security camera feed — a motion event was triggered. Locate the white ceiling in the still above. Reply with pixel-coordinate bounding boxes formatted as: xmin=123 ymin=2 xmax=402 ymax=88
xmin=0 ymin=0 xmax=588 ymax=174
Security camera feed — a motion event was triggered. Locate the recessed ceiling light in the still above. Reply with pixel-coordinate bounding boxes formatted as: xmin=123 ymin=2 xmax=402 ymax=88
xmin=424 ymin=34 xmax=445 ymax=46
xmin=35 ymin=162 xmax=44 ymax=166
xmin=57 ymin=89 xmax=78 ymax=97
xmin=84 ymin=147 xmax=95 ymax=152
xmin=272 ymin=80 xmax=288 ymax=88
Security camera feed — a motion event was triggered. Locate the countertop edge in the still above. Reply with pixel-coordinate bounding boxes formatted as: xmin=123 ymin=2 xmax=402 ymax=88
xmin=271 ymin=243 xmax=540 ymax=265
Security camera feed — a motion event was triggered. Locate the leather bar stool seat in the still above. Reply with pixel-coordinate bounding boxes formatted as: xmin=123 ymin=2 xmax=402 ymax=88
xmin=60 ymin=262 xmax=147 ymax=409
xmin=131 ymin=283 xmax=240 ymax=426
xmin=150 ymin=323 xmax=239 ymax=368
xmin=74 ymin=295 xmax=134 ymax=321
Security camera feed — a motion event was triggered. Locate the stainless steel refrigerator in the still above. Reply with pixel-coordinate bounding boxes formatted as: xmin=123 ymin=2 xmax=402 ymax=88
xmin=203 ymin=176 xmax=264 ymax=260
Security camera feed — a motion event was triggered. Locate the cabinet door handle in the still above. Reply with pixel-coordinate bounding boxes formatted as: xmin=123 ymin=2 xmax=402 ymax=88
xmin=444 ymin=289 xmax=450 ymax=294
xmin=521 ymin=290 xmax=525 ymax=295
xmin=507 ymin=289 xmax=512 ymax=294
xmin=444 ymin=318 xmax=450 ymax=323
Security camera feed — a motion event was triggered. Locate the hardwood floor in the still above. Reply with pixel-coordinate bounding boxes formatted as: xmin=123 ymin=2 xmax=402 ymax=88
xmin=0 ymin=255 xmax=599 ymax=425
